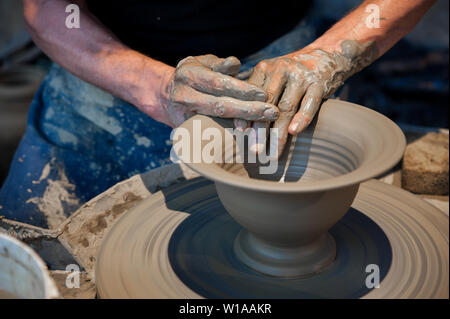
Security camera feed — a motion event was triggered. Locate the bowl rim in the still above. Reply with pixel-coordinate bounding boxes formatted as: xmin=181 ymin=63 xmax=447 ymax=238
xmin=179 ymin=99 xmax=406 ymax=193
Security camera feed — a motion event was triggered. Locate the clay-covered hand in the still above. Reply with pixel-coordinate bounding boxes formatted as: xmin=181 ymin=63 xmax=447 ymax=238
xmin=246 ymin=40 xmax=377 ymax=157
xmin=159 ymin=54 xmax=280 ymax=127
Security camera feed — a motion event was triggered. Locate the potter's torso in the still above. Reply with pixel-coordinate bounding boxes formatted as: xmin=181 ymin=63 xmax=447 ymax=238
xmin=86 ymin=0 xmax=312 ymax=66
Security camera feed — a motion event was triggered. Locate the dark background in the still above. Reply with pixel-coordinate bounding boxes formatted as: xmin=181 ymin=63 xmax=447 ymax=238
xmin=0 ymin=0 xmax=448 ymax=186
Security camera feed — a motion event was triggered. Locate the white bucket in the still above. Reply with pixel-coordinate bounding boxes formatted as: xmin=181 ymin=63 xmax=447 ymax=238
xmin=0 ymin=233 xmax=60 ymax=298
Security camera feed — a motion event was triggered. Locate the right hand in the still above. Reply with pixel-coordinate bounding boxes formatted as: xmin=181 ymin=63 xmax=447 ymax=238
xmin=159 ymin=54 xmax=280 ymax=127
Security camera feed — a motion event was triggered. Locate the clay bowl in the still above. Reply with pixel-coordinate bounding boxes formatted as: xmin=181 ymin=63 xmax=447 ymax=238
xmin=174 ymin=99 xmax=406 ymax=278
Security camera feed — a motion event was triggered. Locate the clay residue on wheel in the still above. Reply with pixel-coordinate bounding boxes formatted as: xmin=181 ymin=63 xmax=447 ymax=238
xmin=65 ymin=192 xmax=142 ymax=249
xmin=95 ymin=178 xmax=449 ymax=298
xmin=58 ymin=188 xmax=144 ymax=277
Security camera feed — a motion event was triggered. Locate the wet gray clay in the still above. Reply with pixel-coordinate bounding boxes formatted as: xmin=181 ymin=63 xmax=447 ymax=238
xmin=176 ymin=99 xmax=406 ymax=277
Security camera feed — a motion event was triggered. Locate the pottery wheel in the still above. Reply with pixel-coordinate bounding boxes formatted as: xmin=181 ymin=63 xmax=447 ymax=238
xmin=95 ymin=178 xmax=449 ymax=299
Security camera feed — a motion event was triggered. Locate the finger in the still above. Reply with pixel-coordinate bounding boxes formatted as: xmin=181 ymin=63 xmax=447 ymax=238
xmin=265 ymin=70 xmax=288 ymax=105
xmin=192 ymin=55 xmax=254 ymax=131
xmin=248 ymin=65 xmax=275 ymax=155
xmin=247 ymin=67 xmax=266 ymax=88
xmin=234 ymin=118 xmax=250 ymax=131
xmin=194 ymin=54 xmax=220 ymax=66
xmin=213 ymin=57 xmax=242 ymax=76
xmin=168 ymin=104 xmax=196 ymax=128
xmin=249 ymin=121 xmax=270 ymax=154
xmin=288 ymin=84 xmax=324 ymax=135
xmin=270 ymin=81 xmax=307 ymax=158
xmin=235 ymin=68 xmax=253 ymax=80
xmin=207 ymin=55 xmax=247 ymax=133
xmin=194 ymin=54 xmax=240 ymax=76
xmin=173 ymin=85 xmax=279 ymax=121
xmin=177 ymin=64 xmax=267 ymax=102
xmin=213 ymin=56 xmax=249 ymax=130
xmin=238 ymin=66 xmax=268 ymax=132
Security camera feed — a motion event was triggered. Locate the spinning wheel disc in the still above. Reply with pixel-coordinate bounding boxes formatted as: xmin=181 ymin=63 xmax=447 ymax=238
xmin=96 ymin=179 xmax=448 ymax=299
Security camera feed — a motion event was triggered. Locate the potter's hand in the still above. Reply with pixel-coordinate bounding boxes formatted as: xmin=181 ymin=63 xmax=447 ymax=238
xmin=159 ymin=54 xmax=280 ymax=127
xmin=246 ymin=40 xmax=377 ymax=157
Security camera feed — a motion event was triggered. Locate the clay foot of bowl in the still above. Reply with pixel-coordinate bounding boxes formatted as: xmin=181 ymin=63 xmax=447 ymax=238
xmin=175 ymin=99 xmax=406 ymax=280
xmin=234 ymin=230 xmax=336 ymax=278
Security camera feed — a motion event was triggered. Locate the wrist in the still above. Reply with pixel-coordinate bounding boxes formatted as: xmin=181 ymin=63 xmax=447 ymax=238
xmin=302 ymin=38 xmax=342 ymax=54
xmin=133 ymin=57 xmax=175 ymax=126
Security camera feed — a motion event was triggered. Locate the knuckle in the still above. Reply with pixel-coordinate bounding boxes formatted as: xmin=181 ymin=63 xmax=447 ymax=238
xmin=288 ymin=72 xmax=304 ymax=82
xmin=256 ymin=60 xmax=268 ymax=70
xmin=175 ymin=64 xmax=199 ymax=82
xmin=212 ymin=100 xmax=226 ymax=116
xmin=171 ymin=87 xmax=192 ymax=105
xmin=215 ymin=77 xmax=232 ymax=92
xmin=174 ymin=66 xmax=188 ymax=81
xmin=204 ymin=54 xmax=217 ymax=60
xmin=170 ymin=88 xmax=183 ymax=103
xmin=281 ymin=57 xmax=292 ymax=64
xmin=275 ymin=58 xmax=287 ymax=68
xmin=176 ymin=56 xmax=194 ymax=68
xmin=274 ymin=59 xmax=284 ymax=67
xmin=212 ymin=76 xmax=226 ymax=88
xmin=278 ymin=98 xmax=295 ymax=112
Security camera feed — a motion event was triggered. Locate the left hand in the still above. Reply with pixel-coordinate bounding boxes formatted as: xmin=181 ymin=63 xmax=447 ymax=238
xmin=159 ymin=54 xmax=279 ymax=127
xmin=243 ymin=41 xmax=377 ymax=158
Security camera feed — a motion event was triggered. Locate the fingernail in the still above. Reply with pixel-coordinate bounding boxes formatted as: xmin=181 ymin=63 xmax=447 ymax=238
xmin=263 ymin=108 xmax=279 ymax=120
xmin=289 ymin=117 xmax=310 ymax=134
xmin=289 ymin=122 xmax=300 ymax=134
xmin=255 ymin=91 xmax=266 ymax=101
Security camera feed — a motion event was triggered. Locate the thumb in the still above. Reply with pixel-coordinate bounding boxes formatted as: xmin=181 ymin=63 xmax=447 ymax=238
xmin=195 ymin=54 xmax=241 ymax=76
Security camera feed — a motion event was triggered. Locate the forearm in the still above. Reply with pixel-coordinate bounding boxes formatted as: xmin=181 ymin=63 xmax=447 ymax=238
xmin=306 ymin=0 xmax=436 ymax=57
xmin=23 ymin=0 xmax=173 ymax=123
xmin=250 ymin=0 xmax=436 ymax=155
